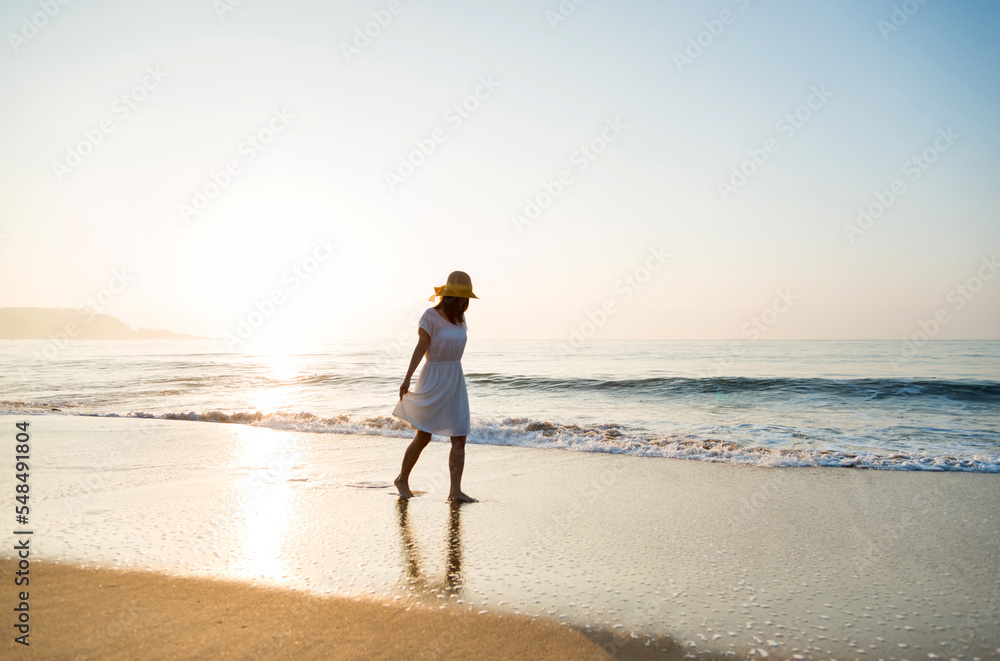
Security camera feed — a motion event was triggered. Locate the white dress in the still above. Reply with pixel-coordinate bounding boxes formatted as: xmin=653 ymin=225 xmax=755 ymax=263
xmin=392 ymin=307 xmax=471 ymax=437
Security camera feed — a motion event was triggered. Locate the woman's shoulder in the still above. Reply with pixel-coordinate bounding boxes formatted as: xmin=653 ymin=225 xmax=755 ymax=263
xmin=419 ymin=307 xmax=437 ymax=331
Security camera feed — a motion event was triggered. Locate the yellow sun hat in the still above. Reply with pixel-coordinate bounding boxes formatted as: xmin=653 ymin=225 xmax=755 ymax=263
xmin=428 ymin=270 xmax=479 ymax=302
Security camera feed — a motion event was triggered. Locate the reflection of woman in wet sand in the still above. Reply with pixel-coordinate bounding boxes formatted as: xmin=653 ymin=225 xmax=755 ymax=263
xmin=392 ymin=271 xmax=478 ymax=502
xmin=396 ymin=498 xmax=464 ymax=595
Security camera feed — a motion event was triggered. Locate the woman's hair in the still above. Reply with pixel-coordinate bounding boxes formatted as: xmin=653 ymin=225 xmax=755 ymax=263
xmin=434 ymin=296 xmax=469 ymax=325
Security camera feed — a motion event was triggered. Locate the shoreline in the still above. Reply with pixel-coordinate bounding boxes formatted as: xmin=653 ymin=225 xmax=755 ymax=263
xmin=4 ymin=403 xmax=999 ymax=473
xmin=1 ymin=414 xmax=997 ymax=659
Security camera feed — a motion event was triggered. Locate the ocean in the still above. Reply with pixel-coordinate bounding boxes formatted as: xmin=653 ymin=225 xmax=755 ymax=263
xmin=2 ymin=338 xmax=998 ymax=472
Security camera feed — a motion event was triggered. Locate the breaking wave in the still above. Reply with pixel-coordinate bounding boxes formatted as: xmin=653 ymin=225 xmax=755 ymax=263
xmin=3 ymin=402 xmax=997 ymax=473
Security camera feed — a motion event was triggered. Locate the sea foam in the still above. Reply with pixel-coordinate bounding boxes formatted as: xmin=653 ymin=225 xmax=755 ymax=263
xmin=3 ymin=402 xmax=997 ymax=473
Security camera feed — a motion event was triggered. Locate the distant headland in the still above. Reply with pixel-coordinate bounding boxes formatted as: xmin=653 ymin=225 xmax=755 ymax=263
xmin=0 ymin=307 xmax=201 ymax=340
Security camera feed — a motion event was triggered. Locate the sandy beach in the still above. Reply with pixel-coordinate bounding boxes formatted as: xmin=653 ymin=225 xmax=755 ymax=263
xmin=0 ymin=558 xmax=616 ymax=660
xmin=1 ymin=414 xmax=998 ymax=659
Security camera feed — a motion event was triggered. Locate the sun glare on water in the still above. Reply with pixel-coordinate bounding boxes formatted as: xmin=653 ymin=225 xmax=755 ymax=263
xmin=243 ymin=341 xmax=308 ymax=414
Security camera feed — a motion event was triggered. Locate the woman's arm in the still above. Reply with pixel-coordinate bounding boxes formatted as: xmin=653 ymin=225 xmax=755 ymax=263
xmin=399 ymin=328 xmax=431 ymax=399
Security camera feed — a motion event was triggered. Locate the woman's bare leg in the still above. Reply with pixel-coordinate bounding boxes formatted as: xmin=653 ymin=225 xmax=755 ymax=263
xmin=395 ymin=430 xmax=432 ymax=498
xmin=448 ymin=436 xmax=476 ymax=502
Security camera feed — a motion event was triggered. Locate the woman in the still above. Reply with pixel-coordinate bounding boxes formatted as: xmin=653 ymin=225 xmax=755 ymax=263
xmin=392 ymin=270 xmax=478 ymax=502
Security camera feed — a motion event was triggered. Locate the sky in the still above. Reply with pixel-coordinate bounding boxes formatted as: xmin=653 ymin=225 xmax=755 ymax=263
xmin=1 ymin=0 xmax=998 ymax=343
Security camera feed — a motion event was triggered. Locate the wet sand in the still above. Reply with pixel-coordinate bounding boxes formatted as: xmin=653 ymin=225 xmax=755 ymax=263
xmin=1 ymin=414 xmax=998 ymax=659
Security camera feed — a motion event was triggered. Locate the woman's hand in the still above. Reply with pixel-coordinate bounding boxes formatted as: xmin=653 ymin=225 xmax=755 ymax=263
xmin=399 ymin=329 xmax=428 ymax=400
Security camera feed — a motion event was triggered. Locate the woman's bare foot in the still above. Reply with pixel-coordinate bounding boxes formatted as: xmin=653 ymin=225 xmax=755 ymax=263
xmin=447 ymin=491 xmax=477 ymax=503
xmin=394 ymin=477 xmax=414 ymax=498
